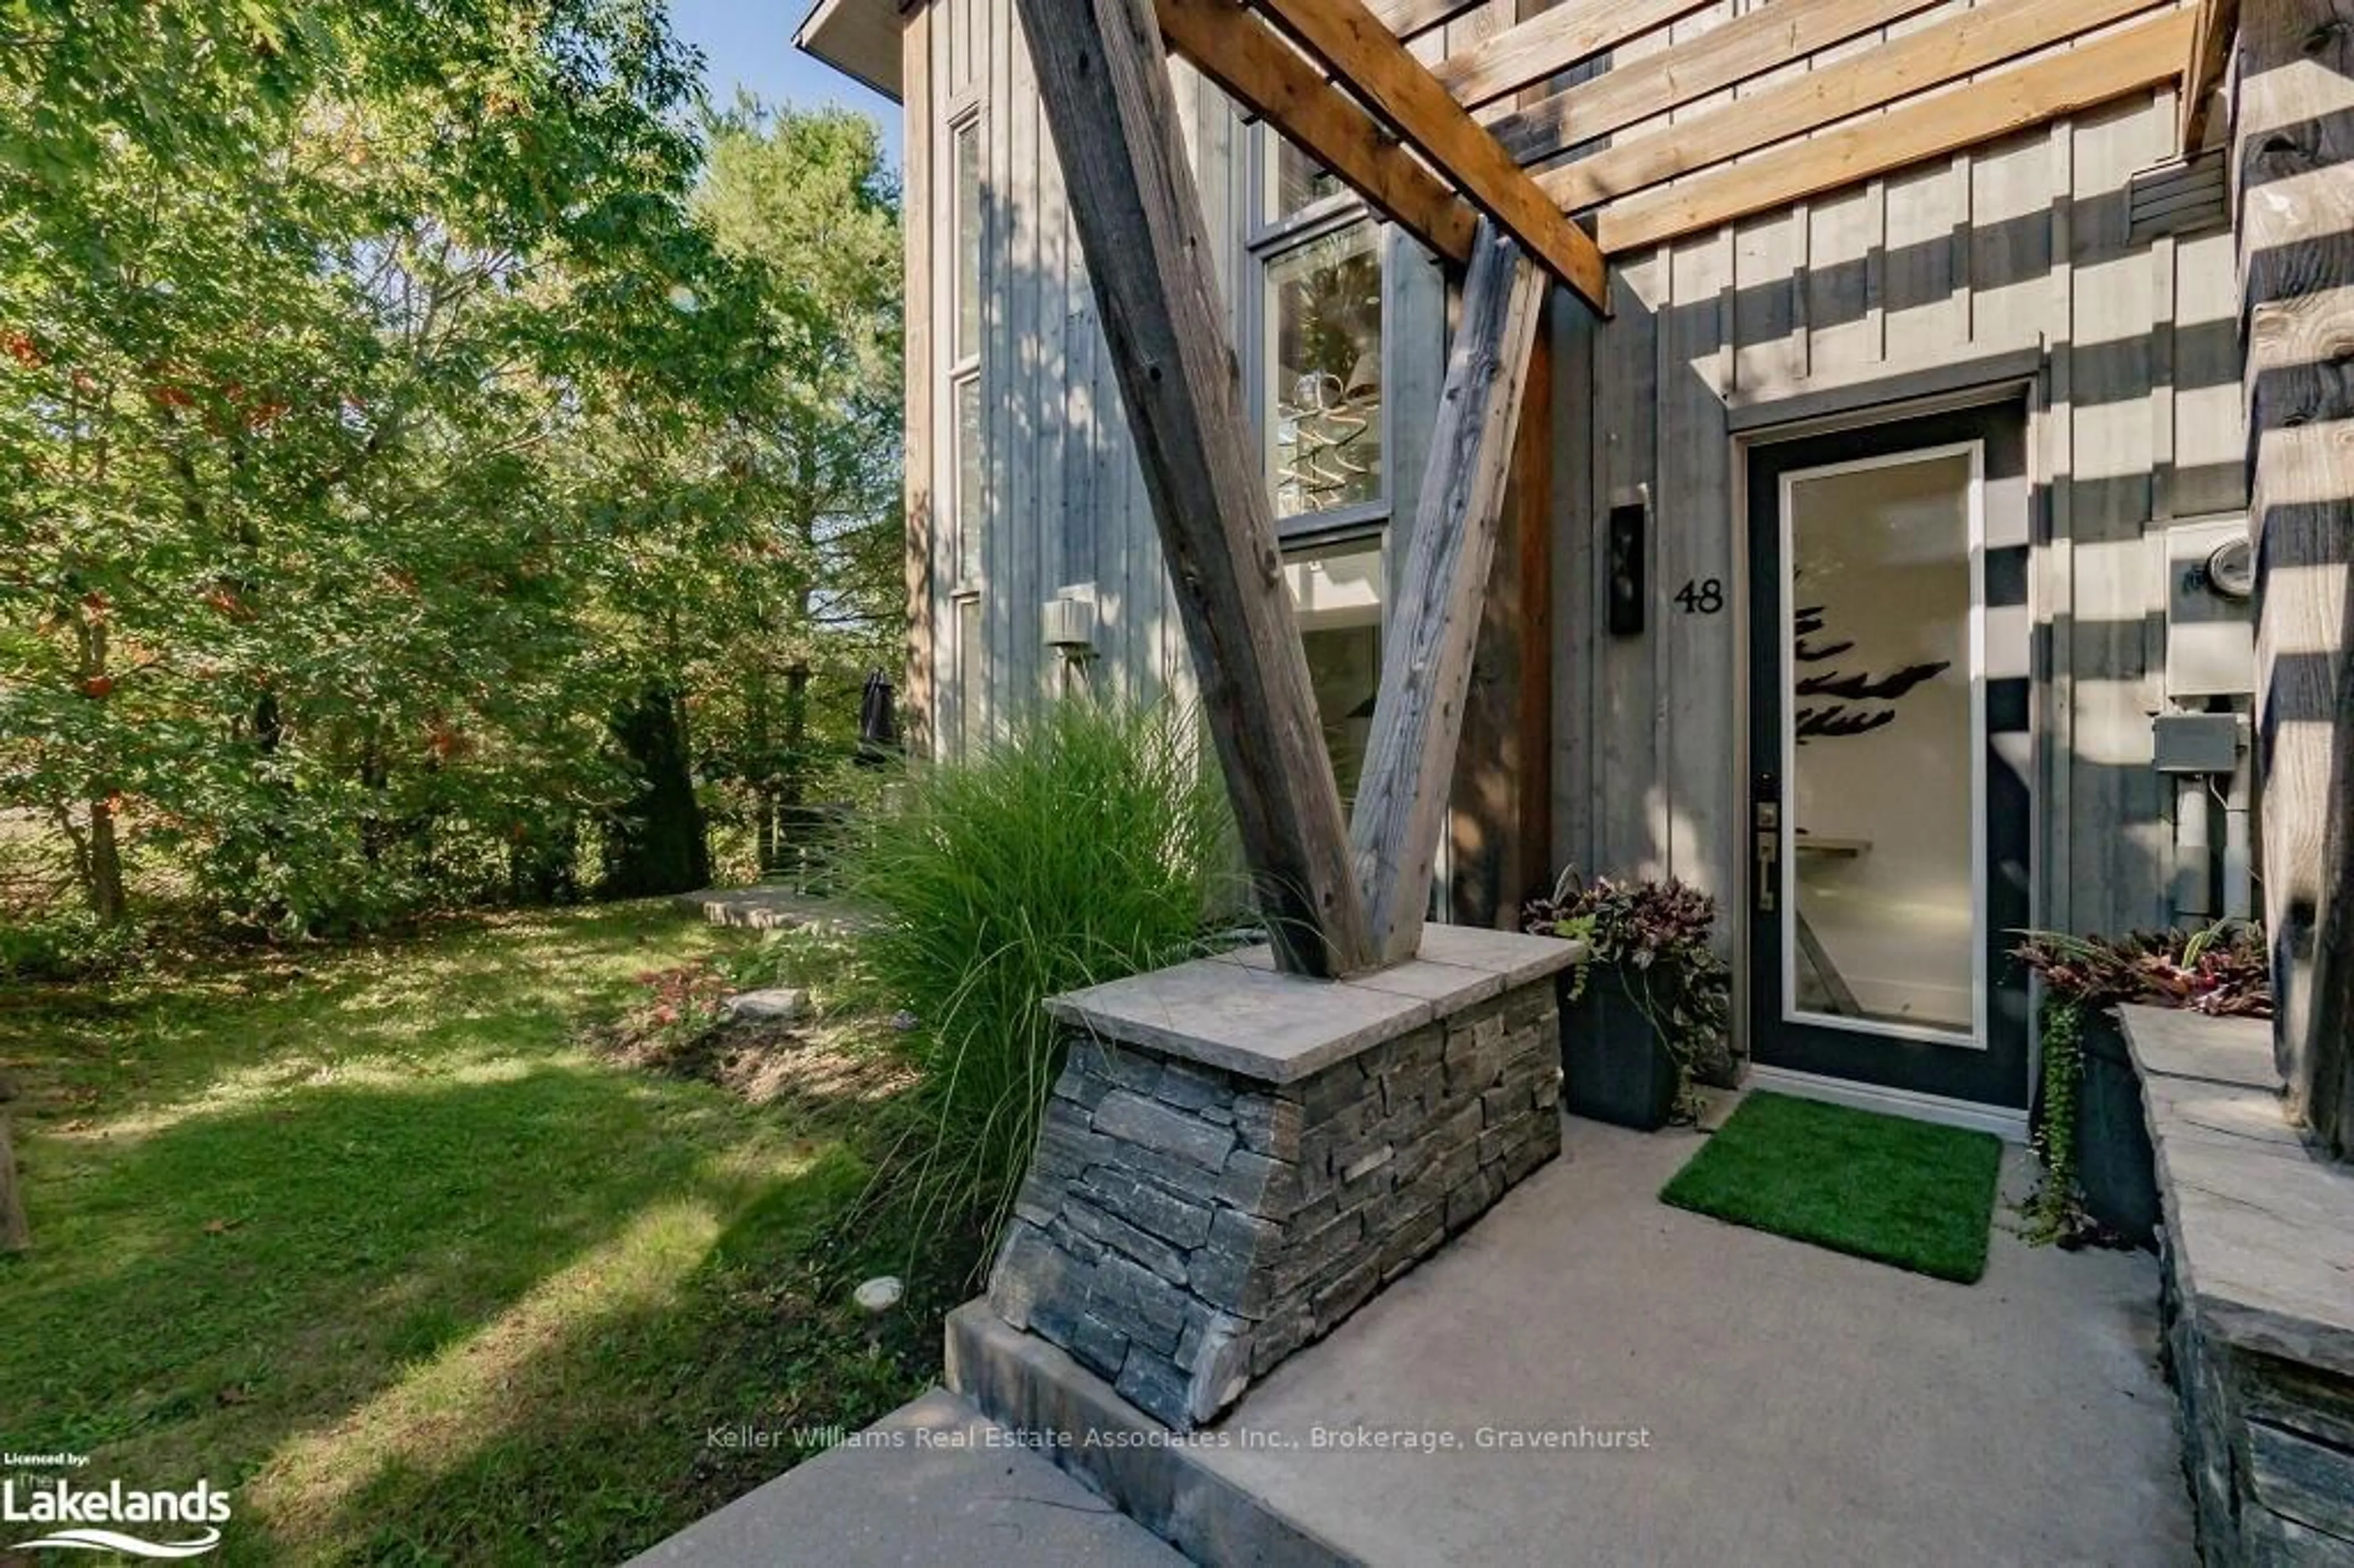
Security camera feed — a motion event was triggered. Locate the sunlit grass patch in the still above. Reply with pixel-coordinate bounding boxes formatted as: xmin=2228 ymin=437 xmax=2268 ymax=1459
xmin=0 ymin=900 xmax=935 ymax=1565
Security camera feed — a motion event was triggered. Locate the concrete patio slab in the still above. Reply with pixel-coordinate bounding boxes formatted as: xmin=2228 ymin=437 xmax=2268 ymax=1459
xmin=1171 ymin=1113 xmax=2196 ymax=1566
xmin=624 ymin=1389 xmax=1184 ymax=1567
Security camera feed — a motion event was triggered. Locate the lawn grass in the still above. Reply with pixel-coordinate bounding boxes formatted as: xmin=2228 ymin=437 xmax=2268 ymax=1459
xmin=1659 ymin=1092 xmax=2004 ymax=1284
xmin=0 ymin=901 xmax=950 ymax=1564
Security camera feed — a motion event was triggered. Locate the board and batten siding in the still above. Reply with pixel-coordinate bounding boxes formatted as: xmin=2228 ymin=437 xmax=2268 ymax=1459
xmin=903 ymin=0 xmax=1499 ymax=769
xmin=902 ymin=0 xmax=2243 ymax=946
xmin=912 ymin=0 xmax=1199 ymax=746
xmin=1545 ymin=0 xmax=2245 ymax=948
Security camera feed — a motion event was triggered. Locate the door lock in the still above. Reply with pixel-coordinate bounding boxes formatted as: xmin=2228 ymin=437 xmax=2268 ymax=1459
xmin=1753 ymin=796 xmax=1780 ymax=914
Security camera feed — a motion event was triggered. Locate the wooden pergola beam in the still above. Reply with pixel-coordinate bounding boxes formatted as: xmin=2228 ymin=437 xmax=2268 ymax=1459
xmin=1544 ymin=0 xmax=2168 ymax=211
xmin=1368 ymin=0 xmax=1488 ymax=44
xmin=1157 ymin=0 xmax=1476 ymax=264
xmin=1596 ymin=9 xmax=2195 ymax=254
xmin=1012 ymin=0 xmax=1376 ymax=978
xmin=1246 ymin=0 xmax=1611 ymax=313
xmin=1490 ymin=0 xmax=1949 ymax=166
xmin=1349 ymin=221 xmax=1547 ymax=965
xmin=1431 ymin=0 xmax=1710 ymax=112
xmin=2179 ymin=0 xmax=2239 ymax=150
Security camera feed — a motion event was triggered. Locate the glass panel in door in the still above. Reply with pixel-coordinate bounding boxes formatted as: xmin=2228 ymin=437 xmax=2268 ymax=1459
xmin=1780 ymin=447 xmax=1981 ymax=1043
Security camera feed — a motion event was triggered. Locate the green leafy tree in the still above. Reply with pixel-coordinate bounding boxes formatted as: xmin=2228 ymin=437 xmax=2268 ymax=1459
xmin=1 ymin=0 xmax=786 ymax=931
xmin=690 ymin=101 xmax=904 ymax=875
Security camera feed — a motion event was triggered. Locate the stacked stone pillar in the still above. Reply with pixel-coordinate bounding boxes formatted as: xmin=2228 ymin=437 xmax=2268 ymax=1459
xmin=983 ymin=927 xmax=1577 ymax=1429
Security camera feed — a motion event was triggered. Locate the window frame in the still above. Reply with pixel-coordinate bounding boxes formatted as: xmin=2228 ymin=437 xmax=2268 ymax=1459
xmin=945 ymin=104 xmax=986 ymax=594
xmin=1244 ymin=127 xmax=1395 ymax=551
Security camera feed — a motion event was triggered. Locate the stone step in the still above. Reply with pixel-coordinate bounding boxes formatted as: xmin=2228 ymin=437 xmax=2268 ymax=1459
xmin=625 ymin=1388 xmax=1186 ymax=1567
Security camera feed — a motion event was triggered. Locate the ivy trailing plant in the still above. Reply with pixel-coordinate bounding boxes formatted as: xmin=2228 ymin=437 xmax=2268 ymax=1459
xmin=2027 ymin=997 xmax=2086 ymax=1244
xmin=2011 ymin=921 xmax=2271 ymax=1243
xmin=1525 ymin=870 xmax=1730 ymax=1122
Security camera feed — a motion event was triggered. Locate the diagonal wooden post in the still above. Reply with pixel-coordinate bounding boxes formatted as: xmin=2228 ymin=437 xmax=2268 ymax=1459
xmin=1348 ymin=222 xmax=1547 ymax=964
xmin=1012 ymin=0 xmax=1374 ymax=977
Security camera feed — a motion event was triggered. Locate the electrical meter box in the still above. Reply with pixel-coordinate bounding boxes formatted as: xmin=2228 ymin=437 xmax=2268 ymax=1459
xmin=2163 ymin=516 xmax=2255 ymax=699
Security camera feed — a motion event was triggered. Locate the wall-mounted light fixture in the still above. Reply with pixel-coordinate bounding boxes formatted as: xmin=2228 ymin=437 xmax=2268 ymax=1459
xmin=1607 ymin=485 xmax=1648 ymax=637
xmin=1042 ymin=584 xmax=1097 ymax=653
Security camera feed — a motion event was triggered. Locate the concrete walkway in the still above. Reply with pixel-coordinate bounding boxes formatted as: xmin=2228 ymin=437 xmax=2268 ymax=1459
xmin=626 ymin=1389 xmax=1183 ymax=1567
xmin=635 ymin=1112 xmax=2196 ymax=1566
xmin=1187 ymin=1113 xmax=2195 ymax=1566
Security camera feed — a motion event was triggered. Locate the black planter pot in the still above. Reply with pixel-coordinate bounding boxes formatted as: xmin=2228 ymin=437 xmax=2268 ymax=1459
xmin=2075 ymin=1009 xmax=2159 ymax=1247
xmin=1558 ymin=964 xmax=1678 ymax=1132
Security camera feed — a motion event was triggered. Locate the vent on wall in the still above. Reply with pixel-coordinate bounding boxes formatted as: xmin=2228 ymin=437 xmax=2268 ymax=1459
xmin=2128 ymin=150 xmax=2228 ymax=243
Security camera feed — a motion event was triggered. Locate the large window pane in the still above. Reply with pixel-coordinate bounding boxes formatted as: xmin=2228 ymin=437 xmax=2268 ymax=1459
xmin=1267 ymin=132 xmax=1344 ymax=224
xmin=954 ymin=373 xmax=982 ymax=582
xmin=1783 ymin=449 xmax=1978 ymax=1037
xmin=958 ymin=596 xmax=985 ymax=757
xmin=1282 ymin=541 xmax=1384 ymax=809
xmin=1266 ymin=223 xmax=1383 ymax=519
xmin=954 ymin=120 xmax=981 ymax=362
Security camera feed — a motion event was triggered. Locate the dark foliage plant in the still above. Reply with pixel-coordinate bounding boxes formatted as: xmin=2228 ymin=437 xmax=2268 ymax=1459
xmin=2009 ymin=920 xmax=2270 ymax=1242
xmin=2010 ymin=923 xmax=2272 ymax=1018
xmin=1524 ymin=868 xmax=1731 ymax=1117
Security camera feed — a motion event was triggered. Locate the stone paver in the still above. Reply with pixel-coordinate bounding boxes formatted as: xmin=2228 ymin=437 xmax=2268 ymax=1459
xmin=623 ymin=1389 xmax=1183 ymax=1568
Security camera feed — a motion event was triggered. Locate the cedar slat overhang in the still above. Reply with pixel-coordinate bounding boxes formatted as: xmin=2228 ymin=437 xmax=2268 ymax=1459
xmin=1428 ymin=0 xmax=1712 ymax=111
xmin=1156 ymin=0 xmax=1477 ymax=263
xmin=1366 ymin=0 xmax=1488 ymax=44
xmin=1139 ymin=0 xmax=2210 ymax=315
xmin=1542 ymin=0 xmax=2174 ymax=211
xmin=1243 ymin=0 xmax=1612 ymax=313
xmin=1487 ymin=0 xmax=1953 ymax=166
xmin=1594 ymin=8 xmax=2196 ymax=254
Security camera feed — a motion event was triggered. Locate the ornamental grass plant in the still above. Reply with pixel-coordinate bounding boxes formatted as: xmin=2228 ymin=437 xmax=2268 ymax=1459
xmin=848 ymin=696 xmax=1236 ymax=1271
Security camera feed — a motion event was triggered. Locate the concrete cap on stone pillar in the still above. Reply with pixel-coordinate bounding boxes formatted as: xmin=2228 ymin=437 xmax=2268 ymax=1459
xmin=1044 ymin=927 xmax=1585 ymax=1085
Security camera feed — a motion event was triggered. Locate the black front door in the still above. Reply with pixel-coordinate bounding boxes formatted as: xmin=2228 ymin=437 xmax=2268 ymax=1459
xmin=1745 ymin=405 xmax=2031 ymax=1110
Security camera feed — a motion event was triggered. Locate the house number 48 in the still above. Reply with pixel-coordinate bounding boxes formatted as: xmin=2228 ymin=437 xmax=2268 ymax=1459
xmin=1674 ymin=577 xmax=1724 ymax=615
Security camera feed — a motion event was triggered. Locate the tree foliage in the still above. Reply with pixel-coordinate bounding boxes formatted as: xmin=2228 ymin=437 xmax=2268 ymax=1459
xmin=0 ymin=2 xmax=903 ymax=938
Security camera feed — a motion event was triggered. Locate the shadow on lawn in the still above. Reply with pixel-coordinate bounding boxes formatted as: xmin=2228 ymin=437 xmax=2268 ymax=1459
xmin=0 ymin=1057 xmax=945 ymax=1566
xmin=0 ymin=904 xmax=711 ymax=1115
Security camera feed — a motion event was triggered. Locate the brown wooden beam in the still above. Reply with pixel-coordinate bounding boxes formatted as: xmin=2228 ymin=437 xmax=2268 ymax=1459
xmin=1596 ymin=10 xmax=2194 ymax=254
xmin=1013 ymin=0 xmax=1374 ymax=976
xmin=1246 ymin=0 xmax=1611 ymax=312
xmin=1447 ymin=309 xmax=1553 ymax=932
xmin=2180 ymin=0 xmax=2239 ymax=150
xmin=1157 ymin=0 xmax=1477 ymax=263
xmin=1544 ymin=0 xmax=2167 ymax=210
xmin=2236 ymin=0 xmax=2354 ymax=1156
xmin=1431 ymin=0 xmax=1710 ymax=112
xmin=1490 ymin=0 xmax=1948 ymax=166
xmin=1349 ymin=221 xmax=1547 ymax=964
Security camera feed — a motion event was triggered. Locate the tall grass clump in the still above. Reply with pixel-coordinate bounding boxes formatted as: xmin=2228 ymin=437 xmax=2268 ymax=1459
xmin=851 ymin=696 xmax=1235 ymax=1271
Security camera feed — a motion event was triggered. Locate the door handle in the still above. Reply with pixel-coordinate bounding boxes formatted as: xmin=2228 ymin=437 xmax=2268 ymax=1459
xmin=1754 ymin=790 xmax=1780 ymax=914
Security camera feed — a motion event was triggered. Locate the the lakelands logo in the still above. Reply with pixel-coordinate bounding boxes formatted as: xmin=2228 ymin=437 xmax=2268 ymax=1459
xmin=2 ymin=1458 xmax=230 ymax=1559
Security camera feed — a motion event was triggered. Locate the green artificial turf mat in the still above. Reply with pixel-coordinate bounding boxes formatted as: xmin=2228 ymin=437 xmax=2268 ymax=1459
xmin=1659 ymin=1091 xmax=2003 ymax=1283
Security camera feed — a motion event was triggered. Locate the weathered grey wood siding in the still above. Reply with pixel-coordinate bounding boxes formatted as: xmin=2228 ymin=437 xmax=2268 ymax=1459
xmin=1545 ymin=2 xmax=2245 ymax=946
xmin=910 ymin=0 xmax=1507 ymax=754
xmin=910 ymin=0 xmax=2243 ymax=951
xmin=916 ymin=0 xmax=1193 ymax=745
